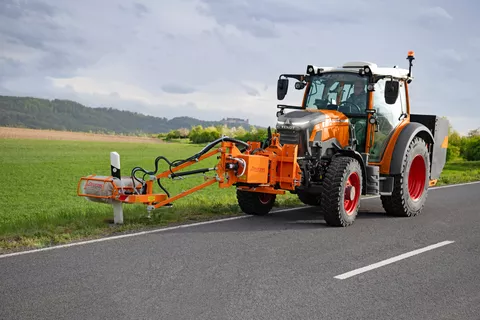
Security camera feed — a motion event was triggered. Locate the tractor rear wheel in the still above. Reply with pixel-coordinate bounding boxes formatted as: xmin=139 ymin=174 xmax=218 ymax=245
xmin=381 ymin=136 xmax=430 ymax=217
xmin=320 ymin=156 xmax=363 ymax=227
xmin=297 ymin=189 xmax=322 ymax=206
xmin=236 ymin=190 xmax=276 ymax=216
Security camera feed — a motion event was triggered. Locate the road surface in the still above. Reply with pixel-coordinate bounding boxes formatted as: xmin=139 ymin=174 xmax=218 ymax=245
xmin=1 ymin=182 xmax=479 ymax=320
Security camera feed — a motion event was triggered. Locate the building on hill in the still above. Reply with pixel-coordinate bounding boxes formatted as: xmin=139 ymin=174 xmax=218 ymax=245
xmin=220 ymin=117 xmax=249 ymax=125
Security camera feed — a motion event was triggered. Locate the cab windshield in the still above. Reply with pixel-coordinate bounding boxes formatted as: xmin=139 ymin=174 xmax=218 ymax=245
xmin=304 ymin=72 xmax=368 ymax=116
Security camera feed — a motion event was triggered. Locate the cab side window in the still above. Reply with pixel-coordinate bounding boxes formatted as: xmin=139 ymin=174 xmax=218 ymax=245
xmin=373 ymin=79 xmax=403 ymax=131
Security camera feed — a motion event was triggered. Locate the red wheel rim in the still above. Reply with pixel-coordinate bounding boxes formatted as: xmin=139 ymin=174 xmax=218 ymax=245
xmin=408 ymin=154 xmax=426 ymax=200
xmin=344 ymin=172 xmax=360 ymax=215
xmin=258 ymin=193 xmax=273 ymax=204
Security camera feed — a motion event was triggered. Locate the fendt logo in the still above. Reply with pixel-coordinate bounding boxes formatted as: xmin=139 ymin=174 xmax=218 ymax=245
xmin=277 ymin=125 xmax=296 ymax=130
xmin=250 ymin=166 xmax=266 ymax=173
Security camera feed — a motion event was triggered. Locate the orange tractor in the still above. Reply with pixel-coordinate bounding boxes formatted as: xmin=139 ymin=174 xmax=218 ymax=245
xmin=78 ymin=51 xmax=449 ymax=226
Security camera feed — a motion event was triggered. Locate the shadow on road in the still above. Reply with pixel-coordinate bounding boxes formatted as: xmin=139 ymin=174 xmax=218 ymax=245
xmin=169 ymin=200 xmax=398 ymax=234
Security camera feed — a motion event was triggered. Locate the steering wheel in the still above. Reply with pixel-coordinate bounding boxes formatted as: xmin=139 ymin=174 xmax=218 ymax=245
xmin=338 ymin=101 xmax=362 ymax=114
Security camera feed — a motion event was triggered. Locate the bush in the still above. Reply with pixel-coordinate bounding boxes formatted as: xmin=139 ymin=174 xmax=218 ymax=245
xmin=235 ymin=127 xmax=268 ymax=143
xmin=446 ymin=144 xmax=460 ymax=162
xmin=186 ymin=125 xmax=268 ymax=145
xmin=166 ymin=129 xmax=181 ymax=140
xmin=188 ymin=125 xmax=221 ymax=144
xmin=461 ymin=136 xmax=480 ymax=161
xmin=447 ymin=126 xmax=480 ymax=161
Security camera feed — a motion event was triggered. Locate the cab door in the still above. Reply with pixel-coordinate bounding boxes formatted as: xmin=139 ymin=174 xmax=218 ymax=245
xmin=368 ymin=79 xmax=408 ymax=162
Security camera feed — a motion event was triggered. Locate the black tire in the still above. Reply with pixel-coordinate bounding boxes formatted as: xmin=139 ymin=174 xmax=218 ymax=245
xmin=320 ymin=156 xmax=363 ymax=227
xmin=381 ymin=137 xmax=430 ymax=217
xmin=297 ymin=189 xmax=322 ymax=206
xmin=236 ymin=190 xmax=276 ymax=215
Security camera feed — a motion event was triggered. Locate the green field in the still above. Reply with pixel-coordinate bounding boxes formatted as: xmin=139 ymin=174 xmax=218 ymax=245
xmin=0 ymin=138 xmax=479 ymax=252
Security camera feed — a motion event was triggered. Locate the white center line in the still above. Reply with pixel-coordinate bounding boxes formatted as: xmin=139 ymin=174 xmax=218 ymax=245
xmin=334 ymin=240 xmax=455 ymax=280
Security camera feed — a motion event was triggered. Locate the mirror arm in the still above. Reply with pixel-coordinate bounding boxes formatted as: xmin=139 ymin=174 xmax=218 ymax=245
xmin=279 ymin=74 xmax=305 ymax=81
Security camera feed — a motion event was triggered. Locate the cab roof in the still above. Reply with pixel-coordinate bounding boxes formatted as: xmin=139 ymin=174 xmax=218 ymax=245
xmin=308 ymin=61 xmax=411 ymax=80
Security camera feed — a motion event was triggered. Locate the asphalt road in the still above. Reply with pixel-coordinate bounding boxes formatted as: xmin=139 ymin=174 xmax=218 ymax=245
xmin=1 ymin=182 xmax=479 ymax=320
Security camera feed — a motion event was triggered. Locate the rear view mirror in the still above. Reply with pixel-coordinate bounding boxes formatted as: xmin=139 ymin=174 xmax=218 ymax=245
xmin=277 ymin=78 xmax=289 ymax=100
xmin=384 ymin=80 xmax=399 ymax=104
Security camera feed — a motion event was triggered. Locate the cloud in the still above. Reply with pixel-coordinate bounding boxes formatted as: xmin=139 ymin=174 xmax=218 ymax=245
xmin=134 ymin=2 xmax=149 ymax=17
xmin=417 ymin=6 xmax=453 ymax=21
xmin=0 ymin=0 xmax=479 ymax=134
xmin=242 ymin=84 xmax=261 ymax=97
xmin=161 ymin=83 xmax=196 ymax=94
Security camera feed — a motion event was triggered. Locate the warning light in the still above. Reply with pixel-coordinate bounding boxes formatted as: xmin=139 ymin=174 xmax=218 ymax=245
xmin=408 ymin=50 xmax=415 ymax=57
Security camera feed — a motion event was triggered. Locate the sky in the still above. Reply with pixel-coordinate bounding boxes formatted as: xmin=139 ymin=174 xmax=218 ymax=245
xmin=0 ymin=0 xmax=479 ymax=135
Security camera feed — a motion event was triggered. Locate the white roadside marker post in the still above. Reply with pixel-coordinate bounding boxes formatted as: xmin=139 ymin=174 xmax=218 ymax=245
xmin=110 ymin=151 xmax=124 ymax=224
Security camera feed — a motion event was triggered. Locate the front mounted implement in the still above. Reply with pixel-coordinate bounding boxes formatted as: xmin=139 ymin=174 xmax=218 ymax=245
xmin=77 ymin=133 xmax=301 ymax=223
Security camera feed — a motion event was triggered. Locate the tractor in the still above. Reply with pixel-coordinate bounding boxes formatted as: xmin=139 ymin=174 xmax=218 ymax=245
xmin=77 ymin=51 xmax=449 ymax=227
xmin=268 ymin=51 xmax=449 ymax=226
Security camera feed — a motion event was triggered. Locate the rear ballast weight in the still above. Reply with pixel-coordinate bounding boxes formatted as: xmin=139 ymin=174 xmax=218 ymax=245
xmin=77 ymin=133 xmax=302 ymax=219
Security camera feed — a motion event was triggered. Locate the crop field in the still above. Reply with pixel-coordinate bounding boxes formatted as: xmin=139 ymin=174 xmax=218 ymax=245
xmin=0 ymin=127 xmax=163 ymax=144
xmin=0 ymin=127 xmax=479 ymax=252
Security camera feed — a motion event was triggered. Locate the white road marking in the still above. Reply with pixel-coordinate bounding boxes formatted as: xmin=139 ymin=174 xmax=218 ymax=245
xmin=430 ymin=180 xmax=480 ymax=189
xmin=334 ymin=240 xmax=455 ymax=280
xmin=0 ymin=181 xmax=477 ymax=259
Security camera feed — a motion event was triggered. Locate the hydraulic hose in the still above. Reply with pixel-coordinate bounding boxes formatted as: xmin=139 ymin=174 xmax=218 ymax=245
xmin=170 ymin=136 xmax=250 ymax=168
xmin=130 ymin=136 xmax=250 ymax=199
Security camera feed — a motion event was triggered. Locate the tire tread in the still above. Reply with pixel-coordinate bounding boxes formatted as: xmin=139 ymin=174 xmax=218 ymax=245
xmin=320 ymin=156 xmax=362 ymax=227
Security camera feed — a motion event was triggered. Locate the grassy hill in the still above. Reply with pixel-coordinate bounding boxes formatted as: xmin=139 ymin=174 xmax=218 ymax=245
xmin=0 ymin=95 xmax=256 ymax=134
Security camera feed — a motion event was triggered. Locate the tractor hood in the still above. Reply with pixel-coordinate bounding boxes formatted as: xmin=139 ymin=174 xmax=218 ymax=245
xmin=276 ymin=110 xmax=326 ymax=131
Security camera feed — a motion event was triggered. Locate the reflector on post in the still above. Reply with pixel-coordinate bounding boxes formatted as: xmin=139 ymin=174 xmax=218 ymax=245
xmin=110 ymin=151 xmax=123 ymax=224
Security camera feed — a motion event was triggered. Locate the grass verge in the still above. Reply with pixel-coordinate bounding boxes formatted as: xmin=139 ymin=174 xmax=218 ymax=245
xmin=436 ymin=160 xmax=480 ymax=185
xmin=0 ymin=138 xmax=478 ymax=253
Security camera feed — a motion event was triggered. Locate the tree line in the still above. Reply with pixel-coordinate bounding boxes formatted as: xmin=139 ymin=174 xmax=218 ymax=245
xmin=0 ymin=95 xmax=256 ymax=134
xmin=159 ymin=125 xmax=269 ymax=144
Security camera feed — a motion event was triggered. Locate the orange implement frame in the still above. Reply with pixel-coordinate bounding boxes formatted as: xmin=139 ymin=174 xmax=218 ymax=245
xmin=77 ymin=133 xmax=302 ymax=210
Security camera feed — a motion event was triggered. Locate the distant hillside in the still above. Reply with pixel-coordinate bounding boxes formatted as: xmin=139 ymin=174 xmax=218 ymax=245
xmin=0 ymin=95 xmax=257 ymax=134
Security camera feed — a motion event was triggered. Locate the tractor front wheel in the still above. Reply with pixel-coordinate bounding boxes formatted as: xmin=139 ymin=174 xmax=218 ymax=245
xmin=381 ymin=136 xmax=430 ymax=217
xmin=320 ymin=156 xmax=363 ymax=227
xmin=236 ymin=190 xmax=276 ymax=216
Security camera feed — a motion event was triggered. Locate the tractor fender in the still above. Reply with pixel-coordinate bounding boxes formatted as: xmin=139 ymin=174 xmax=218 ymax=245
xmin=389 ymin=122 xmax=434 ymax=175
xmin=333 ymin=149 xmax=368 ymax=195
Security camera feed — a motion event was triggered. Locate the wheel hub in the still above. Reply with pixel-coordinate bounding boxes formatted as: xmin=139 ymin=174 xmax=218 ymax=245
xmin=408 ymin=155 xmax=426 ymax=201
xmin=344 ymin=172 xmax=360 ymax=215
xmin=345 ymin=185 xmax=356 ymax=201
xmin=258 ymin=193 xmax=272 ymax=204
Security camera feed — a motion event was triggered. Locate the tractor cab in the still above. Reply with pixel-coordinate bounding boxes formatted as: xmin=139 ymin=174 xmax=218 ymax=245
xmin=276 ymin=59 xmax=413 ymax=162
